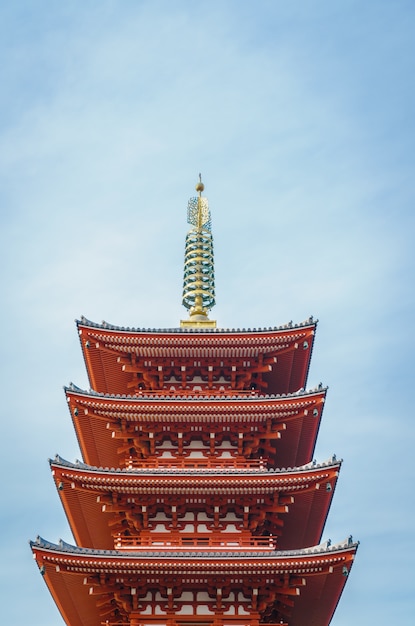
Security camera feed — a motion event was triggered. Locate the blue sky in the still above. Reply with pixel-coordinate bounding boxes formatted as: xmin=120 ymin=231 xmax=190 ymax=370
xmin=1 ymin=1 xmax=414 ymax=624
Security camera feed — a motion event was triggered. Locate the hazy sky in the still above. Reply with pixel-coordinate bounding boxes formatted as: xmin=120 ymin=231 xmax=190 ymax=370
xmin=1 ymin=1 xmax=414 ymax=624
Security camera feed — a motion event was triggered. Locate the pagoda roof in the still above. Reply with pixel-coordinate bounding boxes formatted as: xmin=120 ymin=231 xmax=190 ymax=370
xmin=52 ymin=452 xmax=339 ymax=477
xmin=77 ymin=315 xmax=317 ymax=337
xmin=66 ymin=384 xmax=326 ymax=469
xmin=76 ymin=316 xmax=317 ymax=396
xmin=50 ymin=455 xmax=340 ymax=551
xmin=31 ymin=535 xmax=358 ymax=626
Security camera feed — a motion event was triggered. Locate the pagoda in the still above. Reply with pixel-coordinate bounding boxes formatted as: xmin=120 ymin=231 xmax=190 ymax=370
xmin=31 ymin=177 xmax=358 ymax=626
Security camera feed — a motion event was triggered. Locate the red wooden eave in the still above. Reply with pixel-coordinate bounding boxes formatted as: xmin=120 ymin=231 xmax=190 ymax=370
xmin=76 ymin=318 xmax=317 ymax=397
xmin=50 ymin=456 xmax=340 ymax=551
xmin=66 ymin=386 xmax=326 ymax=470
xmin=31 ymin=537 xmax=358 ymax=626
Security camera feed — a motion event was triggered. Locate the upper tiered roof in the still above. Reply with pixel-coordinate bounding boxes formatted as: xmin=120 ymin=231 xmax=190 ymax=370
xmin=50 ymin=454 xmax=340 ymax=551
xmin=66 ymin=383 xmax=326 ymax=469
xmin=77 ymin=316 xmax=317 ymax=396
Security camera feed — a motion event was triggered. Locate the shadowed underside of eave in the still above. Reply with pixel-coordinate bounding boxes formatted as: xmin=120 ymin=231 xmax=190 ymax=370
xmin=66 ymin=387 xmax=326 ymax=470
xmin=51 ymin=457 xmax=340 ymax=551
xmin=77 ymin=319 xmax=317 ymax=397
xmin=31 ymin=537 xmax=357 ymax=626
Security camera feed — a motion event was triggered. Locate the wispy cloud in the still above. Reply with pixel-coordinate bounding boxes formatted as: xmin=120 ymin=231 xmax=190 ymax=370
xmin=1 ymin=2 xmax=414 ymax=624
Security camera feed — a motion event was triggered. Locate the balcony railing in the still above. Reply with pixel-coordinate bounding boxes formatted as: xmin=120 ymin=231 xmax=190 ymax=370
xmin=126 ymin=456 xmax=268 ymax=470
xmin=101 ymin=615 xmax=288 ymax=626
xmin=114 ymin=534 xmax=276 ymax=551
xmin=133 ymin=388 xmax=260 ymax=397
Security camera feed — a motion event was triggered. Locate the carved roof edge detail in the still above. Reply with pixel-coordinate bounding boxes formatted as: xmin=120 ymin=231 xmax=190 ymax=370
xmin=30 ymin=535 xmax=359 ymax=558
xmin=49 ymin=454 xmax=341 ymax=475
xmin=76 ymin=315 xmax=318 ymax=335
xmin=64 ymin=382 xmax=328 ymax=401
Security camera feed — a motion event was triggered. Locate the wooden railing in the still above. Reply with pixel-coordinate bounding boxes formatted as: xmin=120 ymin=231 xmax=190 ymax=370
xmin=101 ymin=615 xmax=288 ymax=626
xmin=126 ymin=456 xmax=268 ymax=470
xmin=133 ymin=389 xmax=260 ymax=397
xmin=114 ymin=534 xmax=276 ymax=551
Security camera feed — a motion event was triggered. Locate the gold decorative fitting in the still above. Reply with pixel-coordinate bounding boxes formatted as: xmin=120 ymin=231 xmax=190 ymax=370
xmin=181 ymin=175 xmax=216 ymax=328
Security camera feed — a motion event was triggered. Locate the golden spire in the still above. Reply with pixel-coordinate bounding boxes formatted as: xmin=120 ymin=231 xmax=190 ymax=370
xmin=180 ymin=174 xmax=217 ymax=328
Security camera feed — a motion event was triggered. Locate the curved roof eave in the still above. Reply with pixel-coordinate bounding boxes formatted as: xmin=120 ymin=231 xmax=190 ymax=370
xmin=31 ymin=534 xmax=358 ymax=558
xmin=64 ymin=381 xmax=328 ymax=403
xmin=76 ymin=315 xmax=318 ymax=335
xmin=50 ymin=453 xmax=341 ymax=476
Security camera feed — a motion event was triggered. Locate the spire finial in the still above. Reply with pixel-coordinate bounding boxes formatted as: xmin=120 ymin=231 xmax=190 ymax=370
xmin=180 ymin=175 xmax=216 ymax=328
xmin=195 ymin=173 xmax=204 ymax=195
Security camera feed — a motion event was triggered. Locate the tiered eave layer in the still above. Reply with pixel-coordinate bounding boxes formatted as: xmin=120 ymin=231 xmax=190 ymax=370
xmin=76 ymin=317 xmax=317 ymax=396
xmin=31 ymin=536 xmax=358 ymax=626
xmin=51 ymin=455 xmax=340 ymax=551
xmin=66 ymin=384 xmax=326 ymax=469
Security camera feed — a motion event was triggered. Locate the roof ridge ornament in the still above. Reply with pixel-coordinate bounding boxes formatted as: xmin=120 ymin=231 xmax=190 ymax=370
xmin=181 ymin=175 xmax=217 ymax=328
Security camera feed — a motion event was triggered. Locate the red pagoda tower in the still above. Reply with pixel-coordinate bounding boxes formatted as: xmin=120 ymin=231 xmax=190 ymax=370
xmin=31 ymin=177 xmax=358 ymax=626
